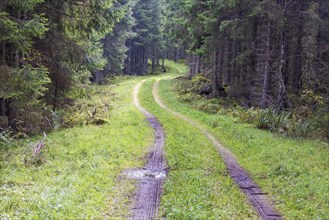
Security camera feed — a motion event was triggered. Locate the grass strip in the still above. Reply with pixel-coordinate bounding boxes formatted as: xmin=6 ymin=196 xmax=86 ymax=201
xmin=139 ymin=78 xmax=259 ymax=219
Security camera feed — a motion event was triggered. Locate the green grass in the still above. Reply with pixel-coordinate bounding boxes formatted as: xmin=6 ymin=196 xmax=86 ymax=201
xmin=0 ymin=77 xmax=153 ymax=219
xmin=157 ymin=62 xmax=329 ymax=219
xmin=2 ymin=60 xmax=328 ymax=219
xmin=139 ymin=79 xmax=259 ymax=219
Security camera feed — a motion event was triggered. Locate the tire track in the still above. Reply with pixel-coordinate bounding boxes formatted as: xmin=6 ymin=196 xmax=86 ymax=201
xmin=153 ymin=78 xmax=283 ymax=220
xmin=129 ymin=80 xmax=166 ymax=220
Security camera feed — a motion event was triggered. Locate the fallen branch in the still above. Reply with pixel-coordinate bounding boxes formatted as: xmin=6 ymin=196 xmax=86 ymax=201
xmin=33 ymin=131 xmax=47 ymax=157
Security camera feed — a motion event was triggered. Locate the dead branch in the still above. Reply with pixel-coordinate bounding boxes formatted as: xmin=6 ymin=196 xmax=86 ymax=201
xmin=33 ymin=131 xmax=47 ymax=157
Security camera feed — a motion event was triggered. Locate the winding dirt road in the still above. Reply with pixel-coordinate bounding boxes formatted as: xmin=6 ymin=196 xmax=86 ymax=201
xmin=130 ymin=80 xmax=166 ymax=220
xmin=152 ymin=78 xmax=283 ymax=220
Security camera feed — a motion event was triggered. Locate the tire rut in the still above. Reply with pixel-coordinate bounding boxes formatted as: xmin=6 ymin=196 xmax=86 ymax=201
xmin=129 ymin=80 xmax=166 ymax=220
xmin=153 ymin=78 xmax=283 ymax=220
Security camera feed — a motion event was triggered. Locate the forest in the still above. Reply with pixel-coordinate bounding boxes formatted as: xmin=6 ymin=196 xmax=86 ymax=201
xmin=1 ymin=0 xmax=329 ymax=219
xmin=1 ymin=0 xmax=328 ymax=139
xmin=0 ymin=0 xmax=328 ymax=137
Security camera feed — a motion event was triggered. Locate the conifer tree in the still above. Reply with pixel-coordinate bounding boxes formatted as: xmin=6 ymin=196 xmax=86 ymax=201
xmin=0 ymin=0 xmax=49 ymax=129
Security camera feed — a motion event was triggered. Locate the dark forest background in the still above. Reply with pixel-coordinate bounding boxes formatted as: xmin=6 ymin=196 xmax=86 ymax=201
xmin=0 ymin=0 xmax=328 ymax=139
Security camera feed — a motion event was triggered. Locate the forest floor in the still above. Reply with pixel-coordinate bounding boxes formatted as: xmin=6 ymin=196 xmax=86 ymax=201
xmin=1 ymin=61 xmax=329 ymax=219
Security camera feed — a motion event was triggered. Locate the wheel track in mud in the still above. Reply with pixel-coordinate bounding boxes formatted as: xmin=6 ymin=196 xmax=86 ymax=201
xmin=152 ymin=78 xmax=283 ymax=220
xmin=130 ymin=80 xmax=166 ymax=220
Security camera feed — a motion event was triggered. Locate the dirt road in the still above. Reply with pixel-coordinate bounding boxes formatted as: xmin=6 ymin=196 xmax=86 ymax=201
xmin=129 ymin=80 xmax=167 ymax=220
xmin=152 ymin=78 xmax=283 ymax=220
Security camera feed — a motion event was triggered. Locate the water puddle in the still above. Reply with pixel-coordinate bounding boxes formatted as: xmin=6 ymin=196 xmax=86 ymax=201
xmin=123 ymin=168 xmax=166 ymax=180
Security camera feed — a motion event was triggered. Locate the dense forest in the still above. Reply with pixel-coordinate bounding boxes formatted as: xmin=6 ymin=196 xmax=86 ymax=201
xmin=0 ymin=0 xmax=166 ymax=134
xmin=1 ymin=1 xmax=329 ymax=219
xmin=0 ymin=0 xmax=328 ymax=138
xmin=171 ymin=0 xmax=329 ymax=109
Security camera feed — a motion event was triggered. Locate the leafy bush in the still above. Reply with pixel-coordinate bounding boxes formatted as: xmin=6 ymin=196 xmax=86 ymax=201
xmin=176 ymin=75 xmax=213 ymax=97
xmin=288 ymin=119 xmax=314 ymax=138
xmin=0 ymin=130 xmax=15 ymax=146
xmin=237 ymin=107 xmax=259 ymax=124
xmin=256 ymin=108 xmax=291 ymax=132
xmin=178 ymin=92 xmax=202 ymax=103
xmin=313 ymin=103 xmax=329 ymax=140
xmin=195 ymin=100 xmax=221 ymax=114
xmin=299 ymin=90 xmax=324 ymax=109
xmin=59 ymin=84 xmax=114 ymax=128
xmin=252 ymin=106 xmax=329 ymax=141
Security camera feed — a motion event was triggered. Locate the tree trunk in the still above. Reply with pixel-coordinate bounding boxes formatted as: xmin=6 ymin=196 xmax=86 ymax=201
xmin=0 ymin=42 xmax=5 ymax=65
xmin=277 ymin=1 xmax=292 ymax=109
xmin=196 ymin=55 xmax=201 ymax=74
xmin=151 ymin=45 xmax=156 ymax=72
xmin=225 ymin=40 xmax=232 ymax=84
xmin=161 ymin=58 xmax=166 ymax=72
xmin=152 ymin=57 xmax=156 ymax=72
xmin=144 ymin=46 xmax=149 ymax=74
xmin=53 ymin=81 xmax=58 ymax=111
xmin=277 ymin=30 xmax=291 ymax=109
xmin=302 ymin=3 xmax=320 ymax=91
xmin=5 ymin=99 xmax=15 ymax=129
xmin=124 ymin=40 xmax=132 ymax=75
xmin=0 ymin=99 xmax=5 ymax=116
xmin=292 ymin=18 xmax=303 ymax=95
xmin=174 ymin=47 xmax=179 ymax=62
xmin=212 ymin=50 xmax=220 ymax=97
xmin=231 ymin=41 xmax=240 ymax=97
xmin=156 ymin=56 xmax=160 ymax=67
xmin=228 ymin=40 xmax=237 ymax=97
xmin=260 ymin=19 xmax=271 ymax=108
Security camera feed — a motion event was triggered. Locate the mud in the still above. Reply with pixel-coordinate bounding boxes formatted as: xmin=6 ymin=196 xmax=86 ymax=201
xmin=153 ymin=79 xmax=283 ymax=220
xmin=123 ymin=168 xmax=166 ymax=180
xmin=129 ymin=81 xmax=166 ymax=220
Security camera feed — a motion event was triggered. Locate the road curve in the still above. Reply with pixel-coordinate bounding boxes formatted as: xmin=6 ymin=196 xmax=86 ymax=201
xmin=152 ymin=78 xmax=283 ymax=220
xmin=130 ymin=80 xmax=166 ymax=220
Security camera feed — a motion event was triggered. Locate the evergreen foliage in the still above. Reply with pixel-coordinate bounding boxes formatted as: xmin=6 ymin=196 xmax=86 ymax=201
xmin=1 ymin=0 xmax=328 ymax=138
xmin=165 ymin=0 xmax=329 ymax=109
xmin=0 ymin=0 xmax=128 ymax=133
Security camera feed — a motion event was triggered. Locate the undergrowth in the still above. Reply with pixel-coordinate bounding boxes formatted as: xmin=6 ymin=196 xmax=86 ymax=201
xmin=0 ymin=76 xmax=130 ymax=136
xmin=175 ymin=75 xmax=329 ymax=142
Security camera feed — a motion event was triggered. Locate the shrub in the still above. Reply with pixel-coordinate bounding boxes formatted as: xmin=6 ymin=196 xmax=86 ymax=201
xmin=174 ymin=75 xmax=328 ymax=141
xmin=237 ymin=107 xmax=259 ymax=124
xmin=288 ymin=119 xmax=314 ymax=138
xmin=256 ymin=108 xmax=291 ymax=132
xmin=304 ymin=101 xmax=329 ymax=140
xmin=0 ymin=130 xmax=14 ymax=145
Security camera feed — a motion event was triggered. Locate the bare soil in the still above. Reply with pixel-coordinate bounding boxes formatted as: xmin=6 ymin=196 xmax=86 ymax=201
xmin=129 ymin=81 xmax=166 ymax=220
xmin=153 ymin=79 xmax=283 ymax=220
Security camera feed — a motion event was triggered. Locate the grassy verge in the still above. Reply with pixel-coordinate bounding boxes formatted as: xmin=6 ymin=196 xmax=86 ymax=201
xmin=0 ymin=78 xmax=153 ymax=219
xmin=157 ymin=62 xmax=329 ymax=219
xmin=139 ymin=79 xmax=259 ymax=219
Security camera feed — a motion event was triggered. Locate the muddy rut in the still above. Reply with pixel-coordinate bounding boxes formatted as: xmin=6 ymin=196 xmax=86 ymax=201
xmin=129 ymin=80 xmax=166 ymax=220
xmin=153 ymin=78 xmax=283 ymax=220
